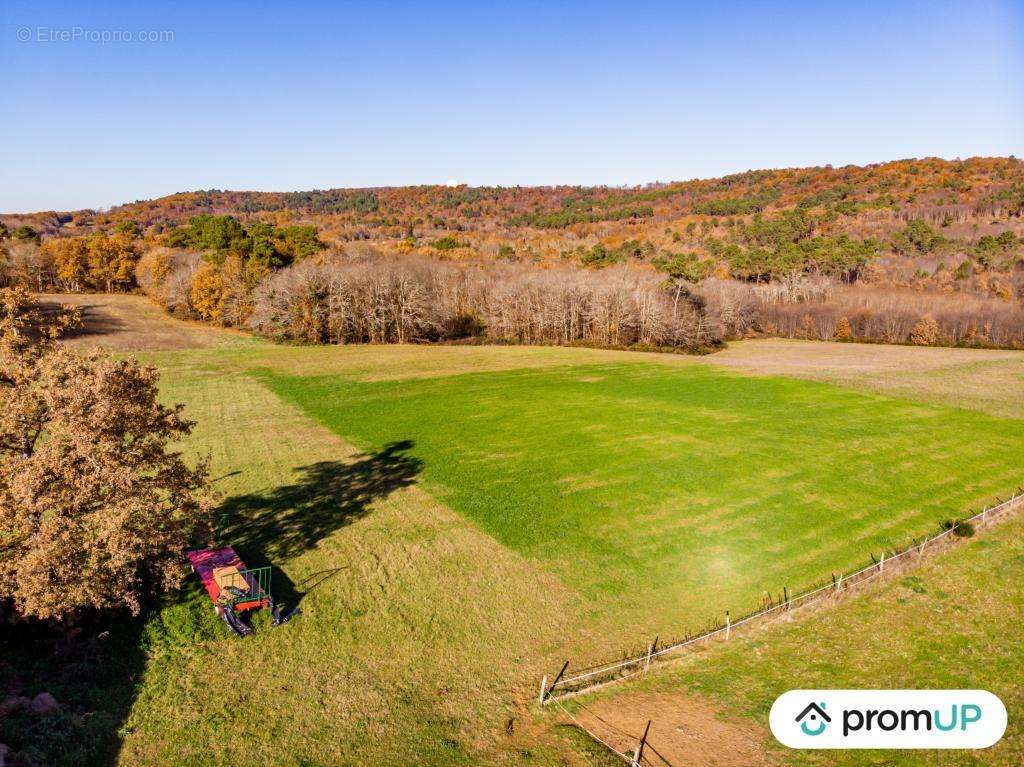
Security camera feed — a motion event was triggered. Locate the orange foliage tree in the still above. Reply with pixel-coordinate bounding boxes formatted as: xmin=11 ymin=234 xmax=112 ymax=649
xmin=0 ymin=288 xmax=212 ymax=619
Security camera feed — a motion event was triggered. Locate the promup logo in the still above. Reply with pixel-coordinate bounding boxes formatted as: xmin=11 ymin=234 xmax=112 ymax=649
xmin=770 ymin=690 xmax=1006 ymax=749
xmin=795 ymin=702 xmax=830 ymax=736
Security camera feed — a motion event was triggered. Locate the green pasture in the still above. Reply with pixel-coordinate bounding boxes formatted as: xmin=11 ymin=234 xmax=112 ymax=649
xmin=575 ymin=509 xmax=1024 ymax=766
xmin=263 ymin=360 xmax=1024 ymax=635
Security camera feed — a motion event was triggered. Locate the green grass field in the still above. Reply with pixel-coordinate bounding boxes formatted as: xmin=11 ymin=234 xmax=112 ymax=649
xmin=572 ymin=510 xmax=1024 ymax=766
xmin=261 ymin=361 xmax=1024 ymax=635
xmin=7 ymin=296 xmax=1024 ymax=766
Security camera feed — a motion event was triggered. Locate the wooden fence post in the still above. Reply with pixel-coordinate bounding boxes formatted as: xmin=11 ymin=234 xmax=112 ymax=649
xmin=631 ymin=720 xmax=651 ymax=767
xmin=644 ymin=636 xmax=658 ymax=672
xmin=538 ymin=675 xmax=548 ymax=705
xmin=784 ymin=586 xmax=789 ymax=610
xmin=879 ymin=551 xmax=885 ymax=572
xmin=542 ymin=661 xmax=569 ymax=704
xmin=725 ymin=610 xmax=731 ymax=640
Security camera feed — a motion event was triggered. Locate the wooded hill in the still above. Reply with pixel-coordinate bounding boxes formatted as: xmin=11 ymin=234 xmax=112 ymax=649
xmin=3 ymin=156 xmax=1024 ymax=350
xmin=6 ymin=156 xmax=1023 ymax=244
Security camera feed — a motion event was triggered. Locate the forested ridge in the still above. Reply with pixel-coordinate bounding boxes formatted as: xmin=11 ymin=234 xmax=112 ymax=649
xmin=3 ymin=156 xmax=1023 ymax=350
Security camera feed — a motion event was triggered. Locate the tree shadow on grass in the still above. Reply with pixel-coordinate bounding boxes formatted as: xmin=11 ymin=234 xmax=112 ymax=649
xmin=217 ymin=440 xmax=423 ymax=604
xmin=0 ymin=442 xmax=421 ymax=765
xmin=35 ymin=299 xmax=127 ymax=341
xmin=0 ymin=613 xmax=147 ymax=767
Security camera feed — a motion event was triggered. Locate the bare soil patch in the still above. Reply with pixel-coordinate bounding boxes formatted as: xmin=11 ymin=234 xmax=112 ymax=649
xmin=570 ymin=691 xmax=773 ymax=766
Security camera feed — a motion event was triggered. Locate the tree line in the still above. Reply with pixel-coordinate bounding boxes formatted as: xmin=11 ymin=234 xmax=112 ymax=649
xmin=3 ymin=208 xmax=1022 ymax=351
xmin=144 ymin=251 xmax=725 ymax=351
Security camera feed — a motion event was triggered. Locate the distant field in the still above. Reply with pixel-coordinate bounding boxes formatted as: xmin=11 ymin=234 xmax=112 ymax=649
xmin=704 ymin=338 xmax=1024 ymax=420
xmin=35 ymin=292 xmax=248 ymax=351
xmin=10 ymin=295 xmax=1024 ymax=766
xmin=262 ymin=361 xmax=1024 ymax=635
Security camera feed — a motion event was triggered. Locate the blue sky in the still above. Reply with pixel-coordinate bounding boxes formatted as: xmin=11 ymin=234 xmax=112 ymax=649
xmin=1 ymin=0 xmax=1021 ymax=212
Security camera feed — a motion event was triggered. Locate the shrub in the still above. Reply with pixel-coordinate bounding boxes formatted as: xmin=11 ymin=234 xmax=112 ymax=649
xmin=910 ymin=314 xmax=940 ymax=345
xmin=448 ymin=311 xmax=485 ymax=339
xmin=944 ymin=519 xmax=976 ymax=538
xmin=11 ymin=226 xmax=40 ymax=244
xmin=432 ymin=235 xmax=460 ymax=251
xmin=953 ymin=260 xmax=974 ymax=280
xmin=833 ymin=316 xmax=853 ymax=341
xmin=114 ymin=220 xmax=140 ymax=238
xmin=892 ymin=219 xmax=945 ymax=255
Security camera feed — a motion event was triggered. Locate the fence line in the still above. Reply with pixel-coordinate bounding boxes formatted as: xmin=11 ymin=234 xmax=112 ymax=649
xmin=552 ymin=697 xmax=670 ymax=766
xmin=541 ymin=489 xmax=1024 ymax=703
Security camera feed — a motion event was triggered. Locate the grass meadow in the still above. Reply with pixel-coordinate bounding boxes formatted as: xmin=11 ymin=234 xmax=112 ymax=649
xmin=8 ymin=296 xmax=1024 ymax=766
xmin=570 ymin=510 xmax=1024 ymax=766
xmin=261 ymin=361 xmax=1024 ymax=636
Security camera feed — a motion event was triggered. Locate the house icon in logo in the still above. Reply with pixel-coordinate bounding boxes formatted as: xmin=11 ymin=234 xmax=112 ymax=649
xmin=795 ymin=702 xmax=830 ymax=736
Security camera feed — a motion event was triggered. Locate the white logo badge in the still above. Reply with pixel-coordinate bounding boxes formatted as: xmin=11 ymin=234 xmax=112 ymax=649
xmin=770 ymin=690 xmax=1006 ymax=749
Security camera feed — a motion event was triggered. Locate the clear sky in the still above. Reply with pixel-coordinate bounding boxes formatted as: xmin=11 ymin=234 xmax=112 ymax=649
xmin=1 ymin=0 xmax=1022 ymax=212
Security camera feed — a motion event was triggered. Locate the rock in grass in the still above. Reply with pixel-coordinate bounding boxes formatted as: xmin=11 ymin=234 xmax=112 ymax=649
xmin=30 ymin=692 xmax=59 ymax=714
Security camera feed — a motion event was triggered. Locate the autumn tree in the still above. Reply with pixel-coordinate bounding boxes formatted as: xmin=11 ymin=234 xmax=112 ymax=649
xmin=189 ymin=261 xmax=224 ymax=321
xmin=910 ymin=314 xmax=940 ymax=346
xmin=0 ymin=288 xmax=213 ymax=619
xmin=2 ymin=242 xmax=53 ymax=291
xmin=833 ymin=316 xmax=853 ymax=341
xmin=218 ymin=254 xmax=252 ymax=326
xmin=42 ymin=233 xmax=139 ymax=292
xmin=86 ymin=232 xmax=138 ymax=292
xmin=43 ymin=236 xmax=90 ymax=291
xmin=135 ymin=246 xmax=175 ymax=302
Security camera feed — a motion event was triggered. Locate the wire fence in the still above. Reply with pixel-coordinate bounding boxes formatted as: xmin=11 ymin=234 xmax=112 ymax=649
xmin=540 ymin=488 xmax=1024 ymax=704
xmin=552 ymin=697 xmax=672 ymax=766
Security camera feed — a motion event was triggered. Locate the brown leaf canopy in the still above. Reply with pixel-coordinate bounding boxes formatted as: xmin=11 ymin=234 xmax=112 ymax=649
xmin=0 ymin=287 xmax=212 ymax=620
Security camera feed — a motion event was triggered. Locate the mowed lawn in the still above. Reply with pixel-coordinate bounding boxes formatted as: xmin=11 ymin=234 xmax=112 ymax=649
xmin=262 ymin=361 xmax=1024 ymax=636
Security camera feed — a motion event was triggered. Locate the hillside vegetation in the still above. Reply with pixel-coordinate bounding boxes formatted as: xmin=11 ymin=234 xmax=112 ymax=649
xmin=2 ymin=157 xmax=1024 ymax=351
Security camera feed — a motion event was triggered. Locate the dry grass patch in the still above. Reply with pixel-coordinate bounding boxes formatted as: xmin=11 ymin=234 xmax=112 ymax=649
xmin=38 ymin=293 xmax=246 ymax=351
xmin=703 ymin=338 xmax=1024 ymax=418
xmin=569 ymin=691 xmax=772 ymax=766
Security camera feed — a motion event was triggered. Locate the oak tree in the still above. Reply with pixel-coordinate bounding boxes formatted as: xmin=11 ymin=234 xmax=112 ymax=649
xmin=0 ymin=288 xmax=213 ymax=620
